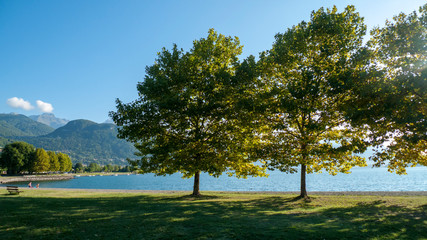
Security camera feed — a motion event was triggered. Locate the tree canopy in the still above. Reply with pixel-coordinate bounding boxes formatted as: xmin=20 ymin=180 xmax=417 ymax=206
xmin=48 ymin=151 xmax=60 ymax=172
xmin=257 ymin=5 xmax=369 ymax=198
xmin=57 ymin=152 xmax=73 ymax=172
xmin=345 ymin=4 xmax=426 ymax=173
xmin=0 ymin=141 xmax=73 ymax=174
xmin=74 ymin=162 xmax=84 ymax=173
xmin=110 ymin=29 xmax=266 ymax=196
xmin=31 ymin=148 xmax=50 ymax=173
xmin=0 ymin=141 xmax=35 ymax=174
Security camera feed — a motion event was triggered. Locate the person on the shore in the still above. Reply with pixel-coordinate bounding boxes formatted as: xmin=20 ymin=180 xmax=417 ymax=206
xmin=36 ymin=184 xmax=39 ymax=188
xmin=28 ymin=182 xmax=32 ymax=188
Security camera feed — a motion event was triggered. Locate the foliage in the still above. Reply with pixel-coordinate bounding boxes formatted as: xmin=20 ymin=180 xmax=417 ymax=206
xmin=0 ymin=141 xmax=74 ymax=174
xmin=110 ymin=29 xmax=266 ymax=195
xmin=47 ymin=151 xmax=60 ymax=172
xmin=74 ymin=162 xmax=84 ymax=173
xmin=87 ymin=162 xmax=102 ymax=173
xmin=69 ymin=162 xmax=129 ymax=173
xmin=346 ymin=4 xmax=427 ymax=173
xmin=258 ymin=5 xmax=369 ymax=197
xmin=57 ymin=152 xmax=73 ymax=172
xmin=0 ymin=190 xmax=426 ymax=239
xmin=0 ymin=141 xmax=35 ymax=174
xmin=31 ymin=148 xmax=50 ymax=173
xmin=102 ymin=164 xmax=120 ymax=172
xmin=118 ymin=165 xmax=132 ymax=172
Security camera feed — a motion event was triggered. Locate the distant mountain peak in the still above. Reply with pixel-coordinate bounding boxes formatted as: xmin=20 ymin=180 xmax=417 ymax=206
xmin=103 ymin=118 xmax=115 ymax=124
xmin=29 ymin=113 xmax=69 ymax=129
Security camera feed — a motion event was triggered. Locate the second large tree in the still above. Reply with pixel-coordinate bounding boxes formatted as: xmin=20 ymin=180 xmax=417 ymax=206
xmin=259 ymin=6 xmax=369 ymax=198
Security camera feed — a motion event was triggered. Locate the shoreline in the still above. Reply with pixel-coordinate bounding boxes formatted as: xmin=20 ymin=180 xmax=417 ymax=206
xmin=2 ymin=174 xmax=425 ymax=196
xmin=0 ymin=175 xmax=75 ymax=184
xmin=1 ymin=187 xmax=426 ymax=196
xmin=0 ymin=173 xmax=134 ymax=184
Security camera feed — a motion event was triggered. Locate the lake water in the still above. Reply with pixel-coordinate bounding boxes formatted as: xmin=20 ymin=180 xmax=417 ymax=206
xmin=4 ymin=167 xmax=427 ymax=192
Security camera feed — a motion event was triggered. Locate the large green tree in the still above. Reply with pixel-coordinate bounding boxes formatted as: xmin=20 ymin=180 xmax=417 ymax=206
xmin=0 ymin=141 xmax=35 ymax=174
xmin=74 ymin=162 xmax=84 ymax=173
xmin=110 ymin=29 xmax=265 ymax=196
xmin=346 ymin=4 xmax=426 ymax=173
xmin=31 ymin=148 xmax=50 ymax=173
xmin=258 ymin=6 xmax=369 ymax=198
xmin=87 ymin=162 xmax=101 ymax=173
xmin=57 ymin=152 xmax=73 ymax=172
xmin=47 ymin=151 xmax=60 ymax=172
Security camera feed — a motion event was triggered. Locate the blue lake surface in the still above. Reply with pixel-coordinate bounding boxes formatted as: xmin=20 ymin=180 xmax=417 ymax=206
xmin=4 ymin=167 xmax=427 ymax=192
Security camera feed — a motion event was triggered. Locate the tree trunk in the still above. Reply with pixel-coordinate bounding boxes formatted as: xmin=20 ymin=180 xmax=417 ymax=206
xmin=300 ymin=164 xmax=308 ymax=199
xmin=192 ymin=171 xmax=201 ymax=196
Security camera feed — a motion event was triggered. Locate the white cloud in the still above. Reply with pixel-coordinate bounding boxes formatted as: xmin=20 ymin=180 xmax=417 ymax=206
xmin=36 ymin=100 xmax=54 ymax=113
xmin=6 ymin=97 xmax=34 ymax=110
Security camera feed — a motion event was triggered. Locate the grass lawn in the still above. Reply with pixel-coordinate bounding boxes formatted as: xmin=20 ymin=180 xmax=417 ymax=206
xmin=1 ymin=189 xmax=426 ymax=240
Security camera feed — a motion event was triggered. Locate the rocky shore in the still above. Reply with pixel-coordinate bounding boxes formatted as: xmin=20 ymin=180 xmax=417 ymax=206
xmin=0 ymin=175 xmax=74 ymax=184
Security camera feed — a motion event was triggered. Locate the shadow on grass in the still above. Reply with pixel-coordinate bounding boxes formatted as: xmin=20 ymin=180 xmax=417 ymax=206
xmin=0 ymin=193 xmax=425 ymax=240
xmin=168 ymin=194 xmax=221 ymax=201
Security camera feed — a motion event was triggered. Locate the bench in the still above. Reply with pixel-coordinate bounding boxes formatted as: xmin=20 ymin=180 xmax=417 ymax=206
xmin=7 ymin=186 xmax=23 ymax=195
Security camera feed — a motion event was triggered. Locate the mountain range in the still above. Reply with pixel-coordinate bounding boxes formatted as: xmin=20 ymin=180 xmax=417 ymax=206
xmin=0 ymin=113 xmax=135 ymax=165
xmin=0 ymin=113 xmax=54 ymax=137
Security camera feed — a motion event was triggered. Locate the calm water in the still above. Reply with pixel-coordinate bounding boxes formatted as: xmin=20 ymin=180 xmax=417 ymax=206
xmin=4 ymin=167 xmax=427 ymax=191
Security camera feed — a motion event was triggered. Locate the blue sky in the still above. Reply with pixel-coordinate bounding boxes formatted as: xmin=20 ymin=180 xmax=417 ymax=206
xmin=1 ymin=0 xmax=425 ymax=123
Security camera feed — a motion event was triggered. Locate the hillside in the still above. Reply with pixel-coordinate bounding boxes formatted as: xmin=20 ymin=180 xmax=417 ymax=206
xmin=0 ymin=113 xmax=54 ymax=137
xmin=19 ymin=119 xmax=135 ymax=165
xmin=0 ymin=136 xmax=13 ymax=147
xmin=29 ymin=113 xmax=69 ymax=129
xmin=0 ymin=114 xmax=136 ymax=165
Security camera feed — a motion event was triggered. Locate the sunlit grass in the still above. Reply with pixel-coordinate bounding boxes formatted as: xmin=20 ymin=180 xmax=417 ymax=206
xmin=1 ymin=189 xmax=426 ymax=239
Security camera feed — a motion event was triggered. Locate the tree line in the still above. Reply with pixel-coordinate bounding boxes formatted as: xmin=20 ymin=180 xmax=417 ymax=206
xmin=73 ymin=162 xmax=132 ymax=173
xmin=110 ymin=4 xmax=426 ymax=198
xmin=0 ymin=141 xmax=132 ymax=175
xmin=0 ymin=141 xmax=72 ymax=174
